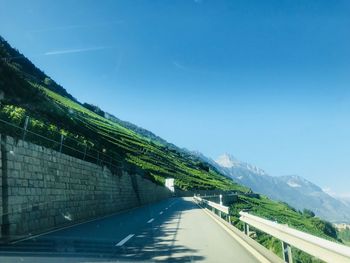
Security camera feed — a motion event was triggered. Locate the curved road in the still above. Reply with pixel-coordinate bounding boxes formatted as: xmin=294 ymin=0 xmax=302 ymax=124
xmin=0 ymin=197 xmax=261 ymax=262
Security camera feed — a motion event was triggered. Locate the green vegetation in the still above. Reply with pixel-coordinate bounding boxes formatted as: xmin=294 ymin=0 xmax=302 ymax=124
xmin=303 ymin=209 xmax=316 ymax=218
xmin=229 ymin=195 xmax=339 ymax=262
xmin=230 ymin=195 xmax=337 ymax=240
xmin=0 ymin=36 xmax=245 ymax=192
xmin=0 ymin=35 xmax=343 ymax=263
xmin=338 ymin=227 xmax=350 ymax=246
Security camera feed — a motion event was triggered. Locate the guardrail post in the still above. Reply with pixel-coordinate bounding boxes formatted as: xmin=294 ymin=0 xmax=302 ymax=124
xmin=239 ymin=211 xmax=350 ymax=263
xmin=244 ymin=223 xmax=250 ymax=236
xmin=22 ymin=116 xmax=29 ymax=140
xmin=59 ymin=134 xmax=64 ymax=153
xmin=281 ymin=241 xmax=293 ymax=263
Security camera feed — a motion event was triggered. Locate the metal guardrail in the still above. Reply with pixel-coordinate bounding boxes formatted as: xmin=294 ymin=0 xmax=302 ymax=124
xmin=193 ymin=195 xmax=230 ymax=222
xmin=198 ymin=193 xmax=238 ymax=199
xmin=240 ymin=211 xmax=350 ymax=263
xmin=0 ymin=116 xmax=125 ymax=171
xmin=206 ymin=200 xmax=229 ymax=214
xmin=194 ymin=194 xmax=350 ymax=263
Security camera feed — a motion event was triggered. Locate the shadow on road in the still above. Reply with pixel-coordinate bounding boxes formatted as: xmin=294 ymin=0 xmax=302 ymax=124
xmin=114 ymin=198 xmax=204 ymax=262
xmin=0 ymin=198 xmax=205 ymax=262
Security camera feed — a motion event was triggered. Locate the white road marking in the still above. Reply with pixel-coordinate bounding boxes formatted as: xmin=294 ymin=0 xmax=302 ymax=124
xmin=11 ymin=206 xmax=141 ymax=245
xmin=147 ymin=218 xmax=154 ymax=223
xmin=115 ymin=234 xmax=135 ymax=247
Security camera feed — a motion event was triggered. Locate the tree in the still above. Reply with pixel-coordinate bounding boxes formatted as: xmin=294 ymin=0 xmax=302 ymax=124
xmin=197 ymin=162 xmax=210 ymax=172
xmin=44 ymin=77 xmax=53 ymax=87
xmin=83 ymin=103 xmax=105 ymax=117
xmin=303 ymin=209 xmax=315 ymax=218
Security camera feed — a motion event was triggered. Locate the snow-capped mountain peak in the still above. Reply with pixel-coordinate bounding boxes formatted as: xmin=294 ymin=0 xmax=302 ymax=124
xmin=287 ymin=181 xmax=301 ymax=188
xmin=215 ymin=153 xmax=238 ymax=168
xmin=198 ymin=151 xmax=350 ymax=223
xmin=215 ymin=153 xmax=267 ymax=176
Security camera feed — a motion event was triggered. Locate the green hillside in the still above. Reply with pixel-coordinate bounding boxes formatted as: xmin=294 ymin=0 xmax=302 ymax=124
xmin=338 ymin=227 xmax=350 ymax=246
xmin=230 ymin=195 xmax=340 ymax=262
xmin=0 ymin=36 xmax=343 ymax=262
xmin=0 ymin=36 xmax=244 ymax=192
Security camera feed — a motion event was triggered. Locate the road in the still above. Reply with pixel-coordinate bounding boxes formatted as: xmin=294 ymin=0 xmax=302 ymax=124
xmin=0 ymin=197 xmax=262 ymax=262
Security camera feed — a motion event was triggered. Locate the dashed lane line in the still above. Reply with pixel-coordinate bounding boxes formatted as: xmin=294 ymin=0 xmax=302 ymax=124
xmin=115 ymin=234 xmax=135 ymax=247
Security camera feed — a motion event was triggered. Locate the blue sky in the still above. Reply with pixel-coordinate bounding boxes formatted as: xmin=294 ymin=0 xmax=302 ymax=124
xmin=1 ymin=0 xmax=349 ymax=195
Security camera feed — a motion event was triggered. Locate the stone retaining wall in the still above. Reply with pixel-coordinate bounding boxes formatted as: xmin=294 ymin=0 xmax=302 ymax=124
xmin=0 ymin=134 xmax=171 ymax=242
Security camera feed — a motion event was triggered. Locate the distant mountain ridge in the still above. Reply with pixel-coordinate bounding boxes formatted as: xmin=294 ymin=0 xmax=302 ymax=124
xmin=216 ymin=153 xmax=267 ymax=176
xmin=0 ymin=35 xmax=244 ymax=192
xmin=197 ymin=153 xmax=350 ymax=223
xmin=1 ymin=35 xmax=345 ymax=260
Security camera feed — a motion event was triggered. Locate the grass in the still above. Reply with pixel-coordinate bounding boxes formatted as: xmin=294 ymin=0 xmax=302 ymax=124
xmin=229 ymin=195 xmax=340 ymax=263
xmin=0 ymin=35 xmax=343 ymax=262
xmin=1 ymin=66 xmax=246 ymax=191
xmin=338 ymin=227 xmax=350 ymax=246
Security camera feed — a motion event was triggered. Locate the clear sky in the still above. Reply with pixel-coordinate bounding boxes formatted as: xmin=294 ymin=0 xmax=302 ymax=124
xmin=1 ymin=0 xmax=349 ymax=195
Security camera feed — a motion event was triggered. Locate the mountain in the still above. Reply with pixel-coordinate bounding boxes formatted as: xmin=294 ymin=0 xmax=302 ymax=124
xmin=325 ymin=193 xmax=350 ymax=209
xmin=216 ymin=153 xmax=267 ymax=176
xmin=0 ymin=36 xmax=246 ymax=192
xmin=213 ymin=153 xmax=350 ymax=223
xmin=340 ymin=198 xmax=350 ymax=207
xmin=0 ymin=36 xmax=344 ymax=260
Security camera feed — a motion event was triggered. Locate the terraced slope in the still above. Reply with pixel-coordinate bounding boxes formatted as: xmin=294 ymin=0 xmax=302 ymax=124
xmin=0 ymin=36 xmax=344 ymax=262
xmin=0 ymin=36 xmax=245 ymax=192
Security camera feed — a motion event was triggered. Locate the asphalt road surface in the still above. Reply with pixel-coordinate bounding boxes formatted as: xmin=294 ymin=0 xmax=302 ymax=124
xmin=0 ymin=197 xmax=261 ymax=262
